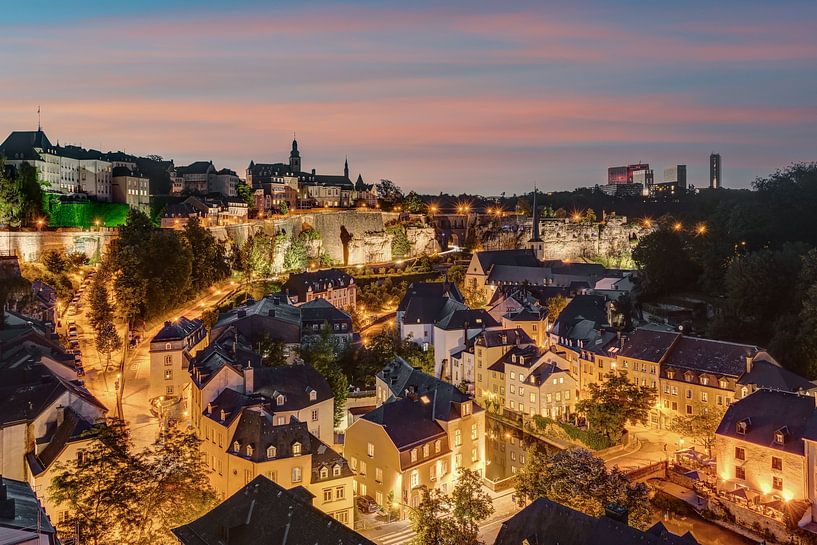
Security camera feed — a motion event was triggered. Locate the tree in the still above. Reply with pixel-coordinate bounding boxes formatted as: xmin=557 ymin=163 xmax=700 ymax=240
xmin=49 ymin=420 xmax=140 ymax=545
xmin=130 ymin=428 xmax=218 ymax=545
xmin=404 ymin=191 xmax=425 ymax=214
xmin=388 ymin=225 xmax=411 ymax=257
xmin=668 ymin=404 xmax=726 ymax=457
xmin=235 ymin=180 xmax=255 ymax=211
xmin=514 ymin=447 xmax=650 ymax=530
xmin=42 ymin=250 xmax=67 ymax=274
xmin=632 ymin=228 xmax=700 ymax=297
xmin=447 ymin=264 xmax=466 ymax=286
xmin=585 ymin=208 xmax=597 ymax=223
xmin=376 ymin=179 xmax=404 ymax=208
xmin=88 ymin=276 xmax=114 ymax=332
xmin=255 ymin=334 xmax=289 ymax=367
xmin=0 ymin=161 xmax=44 ymax=228
xmin=409 ymin=487 xmax=454 ymax=545
xmin=183 ymin=217 xmax=229 ymax=291
xmin=301 ymin=325 xmax=348 ymax=427
xmin=546 ymin=294 xmax=568 ymax=322
xmin=576 ymin=371 xmax=656 ymax=442
xmin=450 ymin=468 xmax=494 ymax=543
xmin=462 ymin=284 xmax=486 ymax=308
xmin=95 ymin=321 xmax=122 ymax=371
xmin=279 ymin=201 xmax=289 ymax=215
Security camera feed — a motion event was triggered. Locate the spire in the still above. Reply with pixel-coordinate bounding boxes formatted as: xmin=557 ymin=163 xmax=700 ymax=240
xmin=344 ymin=156 xmax=349 ymax=178
xmin=529 ymin=183 xmax=541 ymax=242
xmin=37 ymin=106 xmax=41 ymax=131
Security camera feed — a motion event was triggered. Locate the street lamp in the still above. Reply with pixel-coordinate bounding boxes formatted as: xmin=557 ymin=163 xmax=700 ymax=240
xmin=673 ymin=222 xmax=683 ymax=232
xmin=696 ymin=223 xmax=707 ymax=235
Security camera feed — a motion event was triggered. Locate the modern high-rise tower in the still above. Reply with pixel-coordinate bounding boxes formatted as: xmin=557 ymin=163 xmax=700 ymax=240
xmin=709 ymin=153 xmax=721 ymax=189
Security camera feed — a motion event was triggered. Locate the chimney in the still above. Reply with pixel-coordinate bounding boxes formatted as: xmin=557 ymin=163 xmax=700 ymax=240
xmin=746 ymin=355 xmax=753 ymax=374
xmin=164 ymin=320 xmax=172 ymax=328
xmin=244 ymin=364 xmax=254 ymax=394
xmin=56 ymin=404 xmax=65 ymax=427
xmin=604 ymin=503 xmax=628 ymax=525
xmin=311 ymin=168 xmax=316 ymax=175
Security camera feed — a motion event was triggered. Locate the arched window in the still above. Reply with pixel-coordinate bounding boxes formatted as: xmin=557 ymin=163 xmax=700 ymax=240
xmin=276 ymin=394 xmax=285 ymax=406
xmin=309 ymin=390 xmax=317 ymax=401
xmin=333 ymin=464 xmax=341 ymax=477
xmin=266 ymin=446 xmax=277 ymax=459
xmin=292 ymin=442 xmax=302 ymax=456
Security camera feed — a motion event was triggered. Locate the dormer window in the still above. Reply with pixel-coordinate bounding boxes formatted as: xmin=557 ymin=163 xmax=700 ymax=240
xmin=220 ymin=409 xmax=226 ymax=421
xmin=246 ymin=445 xmax=254 ymax=456
xmin=266 ymin=446 xmax=277 ymax=459
xmin=333 ymin=464 xmax=341 ymax=477
xmin=320 ymin=466 xmax=329 ymax=479
xmin=292 ymin=442 xmax=302 ymax=456
xmin=411 ymin=448 xmax=418 ymax=462
xmin=309 ymin=390 xmax=317 ymax=401
xmin=461 ymin=401 xmax=472 ymax=417
xmin=719 ymin=379 xmax=728 ymax=389
xmin=276 ymin=394 xmax=285 ymax=406
xmin=774 ymin=427 xmax=789 ymax=445
xmin=667 ymin=371 xmax=675 ymax=380
xmin=165 ymin=343 xmax=172 ymax=350
xmin=736 ymin=418 xmax=751 ymax=435
xmin=233 ymin=441 xmax=240 ymax=452
xmin=700 ymin=377 xmax=709 ymax=386
xmin=206 ymin=403 xmax=213 ymax=415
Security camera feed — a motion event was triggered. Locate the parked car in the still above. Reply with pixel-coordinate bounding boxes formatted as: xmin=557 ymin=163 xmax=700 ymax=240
xmin=356 ymin=496 xmax=379 ymax=514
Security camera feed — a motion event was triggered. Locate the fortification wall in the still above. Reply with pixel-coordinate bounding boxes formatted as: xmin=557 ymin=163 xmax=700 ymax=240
xmin=0 ymin=230 xmax=117 ymax=262
xmin=529 ymin=217 xmax=651 ymax=262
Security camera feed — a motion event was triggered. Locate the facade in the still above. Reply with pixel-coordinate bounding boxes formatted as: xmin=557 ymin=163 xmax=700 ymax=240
xmin=283 ymin=269 xmax=357 ymax=310
xmin=111 ymin=166 xmax=150 ymax=212
xmin=607 ymin=163 xmax=650 ymax=185
xmin=433 ymin=309 xmax=501 ymax=380
xmin=397 ymin=281 xmax=465 ymax=350
xmin=148 ymin=317 xmax=206 ymax=419
xmin=173 ymin=475 xmax=374 ymax=545
xmin=299 ymin=298 xmax=355 ymax=346
xmin=208 ymin=168 xmax=240 ymax=197
xmin=464 ymin=249 xmax=541 ymax=295
xmin=710 ymin=153 xmax=722 ymax=189
xmin=347 ymin=359 xmax=485 ymax=517
xmin=459 ymin=328 xmax=534 ymax=403
xmin=170 ymin=161 xmax=215 ymax=194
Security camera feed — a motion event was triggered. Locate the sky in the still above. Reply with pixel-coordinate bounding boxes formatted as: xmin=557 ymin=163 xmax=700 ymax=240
xmin=1 ymin=0 xmax=816 ymax=194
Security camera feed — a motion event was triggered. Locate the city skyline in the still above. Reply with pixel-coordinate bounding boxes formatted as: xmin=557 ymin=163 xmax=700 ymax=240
xmin=2 ymin=1 xmax=816 ymax=193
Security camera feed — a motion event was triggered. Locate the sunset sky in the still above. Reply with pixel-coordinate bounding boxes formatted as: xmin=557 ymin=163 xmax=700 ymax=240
xmin=2 ymin=0 xmax=816 ymax=193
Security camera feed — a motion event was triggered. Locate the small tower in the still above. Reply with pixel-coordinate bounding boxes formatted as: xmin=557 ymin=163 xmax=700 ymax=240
xmin=344 ymin=156 xmax=349 ymax=179
xmin=289 ymin=138 xmax=301 ymax=173
xmin=526 ymin=184 xmax=544 ymax=260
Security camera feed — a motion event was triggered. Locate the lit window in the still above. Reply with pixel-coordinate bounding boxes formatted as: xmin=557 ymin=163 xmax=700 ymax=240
xmin=292 ymin=442 xmax=302 ymax=456
xmin=267 ymin=446 xmax=277 ymax=459
xmin=367 ymin=443 xmax=375 ymax=457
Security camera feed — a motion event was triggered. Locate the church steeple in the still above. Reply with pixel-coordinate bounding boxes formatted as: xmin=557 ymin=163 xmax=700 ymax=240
xmin=529 ymin=184 xmax=541 ymax=242
xmin=289 ymin=136 xmax=301 ymax=173
xmin=344 ymin=156 xmax=349 ymax=179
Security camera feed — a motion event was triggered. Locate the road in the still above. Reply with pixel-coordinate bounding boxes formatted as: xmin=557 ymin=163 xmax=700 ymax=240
xmin=68 ymin=277 xmax=238 ymax=449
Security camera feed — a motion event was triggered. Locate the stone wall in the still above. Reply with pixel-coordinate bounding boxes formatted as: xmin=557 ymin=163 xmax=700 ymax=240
xmin=0 ymin=230 xmax=117 ymax=262
xmin=531 ymin=216 xmax=651 ymax=262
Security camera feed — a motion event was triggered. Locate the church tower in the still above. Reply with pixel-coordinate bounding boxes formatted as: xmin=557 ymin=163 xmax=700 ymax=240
xmin=289 ymin=138 xmax=301 ymax=173
xmin=344 ymin=156 xmax=349 ymax=179
xmin=526 ymin=184 xmax=544 ymax=260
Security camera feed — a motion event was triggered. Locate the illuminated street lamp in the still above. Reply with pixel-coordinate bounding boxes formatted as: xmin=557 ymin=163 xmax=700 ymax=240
xmin=673 ymin=222 xmax=683 ymax=232
xmin=696 ymin=223 xmax=707 ymax=235
xmin=428 ymin=204 xmax=438 ymax=214
xmin=643 ymin=218 xmax=652 ymax=228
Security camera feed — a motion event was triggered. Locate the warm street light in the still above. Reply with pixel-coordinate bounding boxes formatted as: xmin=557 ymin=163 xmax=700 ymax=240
xmin=643 ymin=218 xmax=652 ymax=228
xmin=429 ymin=204 xmax=438 ymax=214
xmin=696 ymin=223 xmax=707 ymax=235
xmin=673 ymin=222 xmax=683 ymax=231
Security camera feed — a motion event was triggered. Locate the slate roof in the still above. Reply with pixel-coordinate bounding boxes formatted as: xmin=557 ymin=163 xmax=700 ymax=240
xmin=175 ymin=161 xmax=213 ymax=175
xmin=252 ymin=364 xmax=334 ymax=410
xmin=362 ymin=397 xmax=448 ymax=452
xmin=151 ymin=316 xmax=204 ymax=343
xmin=300 ymin=298 xmax=352 ymax=324
xmin=355 ymin=174 xmax=373 ymax=192
xmin=475 ymin=249 xmax=540 ymax=272
xmin=504 ymin=307 xmax=546 ymax=323
xmin=0 ymin=130 xmax=56 ymax=161
xmin=487 ymin=264 xmax=550 ymax=285
xmin=398 ymin=281 xmax=463 ymax=312
xmin=172 ymin=475 xmax=374 ymax=545
xmin=494 ymin=497 xmax=700 ymax=545
xmin=488 ymin=345 xmax=539 ymax=373
xmin=211 ymin=295 xmax=302 ymax=343
xmin=283 ymin=269 xmax=354 ymax=301
xmin=27 ymin=406 xmax=98 ymax=476
xmin=488 ymin=284 xmax=569 ymax=308
xmin=551 ymin=294 xmax=610 ymax=339
xmin=716 ymin=389 xmax=817 ymax=456
xmin=377 ymin=358 xmax=480 ymax=422
xmin=475 ymin=328 xmax=533 ymax=348
xmin=663 ymin=337 xmax=759 ymax=377
xmin=738 ymin=358 xmax=816 ymax=393
xmin=525 ymin=360 xmax=572 ymax=386
xmin=0 ymin=477 xmax=57 ymax=540
xmin=435 ymin=309 xmax=499 ymax=331
xmin=618 ymin=329 xmax=681 ymax=362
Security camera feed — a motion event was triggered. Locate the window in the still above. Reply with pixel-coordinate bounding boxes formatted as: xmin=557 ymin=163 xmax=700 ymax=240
xmin=233 ymin=441 xmax=240 ymax=452
xmin=166 ymin=386 xmax=174 ymax=395
xmin=735 ymin=466 xmax=745 ymax=480
xmin=671 ymin=386 xmax=678 ymax=396
xmin=423 ymin=443 xmax=430 ymax=457
xmin=246 ymin=445 xmax=253 ymax=457
xmin=333 ymin=464 xmax=341 ymax=477
xmin=164 ymin=369 xmax=173 ymax=380
xmin=165 ymin=342 xmax=172 ymax=350
xmin=292 ymin=442 xmax=302 ymax=456
xmin=686 ymin=389 xmax=692 ymax=399
xmin=455 ymin=429 xmax=462 ymax=447
xmin=455 ymin=453 xmax=462 ymax=468
xmin=276 ymin=416 xmax=285 ymax=425
xmin=471 ymin=446 xmax=478 ymax=462
xmin=320 ymin=467 xmax=329 ymax=479
xmin=411 ymin=449 xmax=418 ymax=463
xmin=376 ymin=491 xmax=384 ymax=506
xmin=435 ymin=439 xmax=441 ymax=453
xmin=367 ymin=442 xmax=375 ymax=457
xmin=350 ymin=457 xmax=357 ymax=470
xmin=360 ymin=461 xmax=367 ymax=476
xmin=411 ymin=471 xmax=419 ymax=488
xmin=700 ymin=377 xmax=709 ymax=385
xmin=564 ymin=390 xmax=570 ymax=400
xmin=510 ymin=385 xmax=516 ymax=395
xmin=276 ymin=394 xmax=285 ymax=406
xmin=773 ymin=476 xmax=783 ymax=491
xmin=333 ymin=510 xmax=349 ymax=524
xmin=164 ymin=355 xmax=172 ymax=365
xmin=375 ymin=467 xmax=383 ymax=483
xmin=311 ymin=409 xmax=319 ymax=422
xmin=686 ymin=405 xmax=693 ymax=415
xmin=292 ymin=466 xmax=302 ymax=483
xmin=267 ymin=446 xmax=277 ymax=459
xmin=701 ymin=391 xmax=708 ymax=403
xmin=772 ymin=457 xmax=783 ymax=471
xmin=323 ymin=488 xmax=332 ymax=502
xmin=335 ymin=486 xmax=345 ymax=499
xmin=735 ymin=447 xmax=745 ymax=461
xmin=471 ymin=423 xmax=478 ymax=440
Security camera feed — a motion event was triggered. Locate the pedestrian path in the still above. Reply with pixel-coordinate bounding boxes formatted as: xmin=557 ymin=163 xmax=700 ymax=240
xmin=375 ymin=527 xmax=415 ymax=545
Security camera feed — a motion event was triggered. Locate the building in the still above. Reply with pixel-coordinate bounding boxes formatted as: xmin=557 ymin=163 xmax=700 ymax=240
xmin=111 ymin=166 xmax=150 ymax=212
xmin=0 ymin=130 xmax=113 ymax=200
xmin=209 ymin=294 xmax=302 ymax=349
xmin=459 ymin=329 xmax=534 ymax=404
xmin=714 ymin=390 xmax=815 ymax=511
xmin=253 ymin=182 xmax=298 ymax=214
xmin=464 ymin=249 xmax=541 ymax=295
xmin=0 ymin=477 xmax=59 ymax=545
xmin=660 ymin=164 xmax=687 ymax=191
xmin=170 ymin=161 xmax=215 ymax=194
xmin=172 ymin=475 xmax=374 ymax=545
xmin=283 ymin=269 xmax=357 ymax=310
xmin=495 ymin=497 xmax=700 ymax=545
xmin=397 ymin=281 xmax=465 ymax=350
xmin=433 ymin=309 xmax=500 ymax=379
xmin=504 ymin=349 xmax=577 ymax=420
xmin=607 ymin=163 xmax=650 ymax=185
xmin=710 ymin=153 xmax=722 ymax=189
xmin=346 ymin=358 xmax=485 ymax=517
xmin=299 ymin=298 xmax=355 ymax=346
xmin=209 ymin=168 xmax=240 ymax=197
xmin=148 ymin=317 xmax=207 ymax=419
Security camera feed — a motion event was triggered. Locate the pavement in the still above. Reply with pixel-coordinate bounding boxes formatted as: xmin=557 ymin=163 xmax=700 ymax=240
xmin=601 ymin=424 xmax=686 ymax=471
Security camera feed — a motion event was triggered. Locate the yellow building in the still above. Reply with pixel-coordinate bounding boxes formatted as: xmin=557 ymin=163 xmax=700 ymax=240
xmin=714 ymin=390 xmax=814 ymax=507
xmin=349 ymin=358 xmax=485 ymax=517
xmin=470 ymin=328 xmax=534 ymax=408
xmin=501 ymin=307 xmax=549 ymax=348
xmin=148 ymin=317 xmax=207 ymax=421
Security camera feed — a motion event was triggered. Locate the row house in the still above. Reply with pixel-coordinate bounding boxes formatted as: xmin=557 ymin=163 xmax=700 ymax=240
xmin=348 ymin=358 xmax=485 ymax=518
xmin=467 ymin=329 xmax=535 ymax=406
xmin=283 ymin=269 xmax=357 ymax=311
xmin=397 ymin=281 xmax=465 ymax=351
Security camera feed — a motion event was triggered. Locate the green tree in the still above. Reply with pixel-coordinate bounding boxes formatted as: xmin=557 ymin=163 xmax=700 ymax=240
xmin=183 ymin=217 xmax=229 ymax=291
xmin=42 ymin=250 xmax=67 ymax=274
xmin=279 ymin=201 xmax=289 ymax=215
xmin=95 ymin=321 xmax=122 ymax=371
xmin=88 ymin=277 xmax=114 ymax=332
xmin=668 ymin=404 xmax=726 ymax=457
xmin=301 ymin=325 xmax=348 ymax=427
xmin=283 ymin=234 xmax=308 ymax=271
xmin=235 ymin=180 xmax=255 ymax=211
xmin=450 ymin=468 xmax=494 ymax=544
xmin=0 ymin=162 xmax=44 ymax=228
xmin=514 ymin=446 xmax=550 ymax=506
xmin=388 ymin=224 xmax=411 ymax=257
xmin=585 ymin=208 xmax=597 ymax=222
xmin=576 ymin=371 xmax=656 ymax=442
xmin=447 ymin=264 xmax=467 ymax=286
xmin=632 ymin=228 xmax=700 ymax=297
xmin=376 ymin=179 xmax=404 ymax=208
xmin=254 ymin=334 xmax=289 ymax=367
xmin=409 ymin=487 xmax=454 ymax=545
xmin=404 ymin=191 xmax=425 ymax=214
